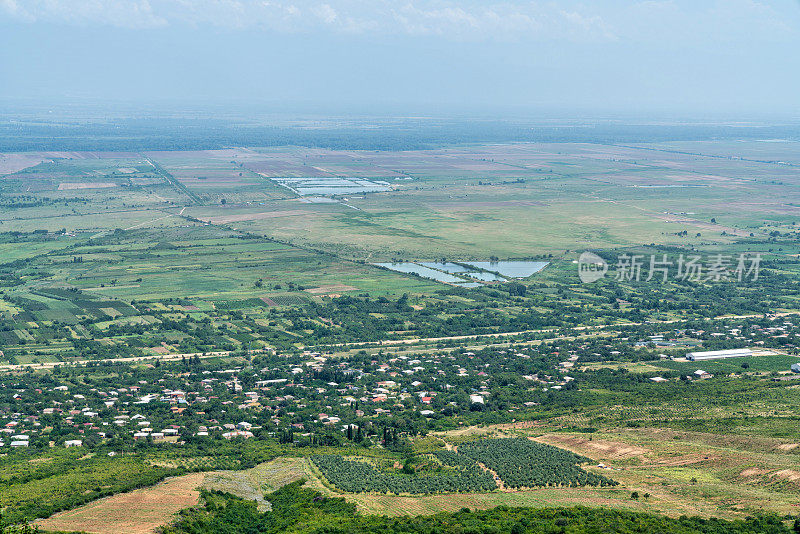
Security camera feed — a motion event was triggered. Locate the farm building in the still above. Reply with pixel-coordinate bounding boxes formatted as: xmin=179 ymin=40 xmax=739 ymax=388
xmin=686 ymin=348 xmax=752 ymax=361
xmin=791 ymin=363 xmax=800 ymax=373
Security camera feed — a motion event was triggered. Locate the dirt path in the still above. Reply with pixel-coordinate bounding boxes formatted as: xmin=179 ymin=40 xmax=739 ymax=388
xmin=476 ymin=461 xmax=505 ymax=490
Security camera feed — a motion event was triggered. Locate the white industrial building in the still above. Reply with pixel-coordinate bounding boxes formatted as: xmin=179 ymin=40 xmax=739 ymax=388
xmin=791 ymin=363 xmax=800 ymax=373
xmin=686 ymin=348 xmax=752 ymax=361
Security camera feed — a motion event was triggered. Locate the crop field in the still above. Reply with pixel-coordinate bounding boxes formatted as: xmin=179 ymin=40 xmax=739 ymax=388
xmin=531 ymin=428 xmax=800 ymax=519
xmin=319 ymin=425 xmax=800 ymax=520
xmin=223 ymin=142 xmax=798 ymax=256
xmin=30 ymin=424 xmax=800 ymax=529
xmin=36 ymin=472 xmax=205 ymax=534
xmin=0 ymin=450 xmax=176 ymax=525
xmin=4 ymin=224 xmax=440 ymax=302
xmin=3 ymin=139 xmax=800 ymax=531
xmin=310 ymin=453 xmax=498 ymax=494
xmin=310 ymin=440 xmax=614 ymax=495
xmin=456 ymin=438 xmax=616 ymax=489
xmin=652 ymin=354 xmax=800 ymax=375
xmin=184 ymin=426 xmax=800 ymax=522
xmin=585 ymin=355 xmax=800 ymax=376
xmin=4 ymin=141 xmax=800 ymax=263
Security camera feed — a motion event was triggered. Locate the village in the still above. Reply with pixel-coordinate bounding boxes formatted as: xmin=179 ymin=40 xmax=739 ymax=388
xmin=1 ymin=313 xmax=799 ymax=452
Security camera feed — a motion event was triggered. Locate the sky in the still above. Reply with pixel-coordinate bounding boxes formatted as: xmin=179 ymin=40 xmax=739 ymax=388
xmin=2 ymin=0 xmax=800 ymax=117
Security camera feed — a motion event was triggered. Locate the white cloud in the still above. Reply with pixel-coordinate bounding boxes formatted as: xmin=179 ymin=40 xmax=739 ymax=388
xmin=0 ymin=0 xmax=614 ymax=40
xmin=2 ymin=0 xmax=168 ymax=27
xmin=0 ymin=0 xmax=796 ymax=44
xmin=313 ymin=3 xmax=337 ymax=25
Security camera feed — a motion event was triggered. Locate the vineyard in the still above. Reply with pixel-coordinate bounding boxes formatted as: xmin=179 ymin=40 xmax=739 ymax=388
xmin=310 ymin=455 xmax=497 ymax=494
xmin=457 ymin=438 xmax=618 ymax=489
xmin=310 ymin=438 xmax=616 ymax=494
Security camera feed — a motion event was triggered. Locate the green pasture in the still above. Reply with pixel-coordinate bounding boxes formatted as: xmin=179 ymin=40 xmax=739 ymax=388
xmin=652 ymin=354 xmax=800 ymax=375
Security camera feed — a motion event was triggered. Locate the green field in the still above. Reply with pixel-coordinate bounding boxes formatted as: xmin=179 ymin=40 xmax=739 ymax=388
xmin=4 ymin=142 xmax=800 ymax=263
xmin=3 ymin=141 xmax=800 ymax=531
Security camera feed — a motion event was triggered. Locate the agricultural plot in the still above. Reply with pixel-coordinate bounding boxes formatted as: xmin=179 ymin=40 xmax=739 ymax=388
xmin=457 ymin=438 xmax=617 ymax=489
xmin=532 ymin=428 xmax=800 ymax=519
xmin=0 ymin=153 xmax=51 ymax=175
xmin=0 ymin=450 xmax=176 ymax=525
xmin=35 ymin=472 xmax=204 ymax=534
xmin=310 ymin=440 xmax=615 ymax=495
xmin=2 ymin=141 xmax=800 ymax=364
xmin=628 ymin=140 xmax=800 ymax=166
xmin=310 ymin=454 xmax=497 ymax=494
xmin=144 ymin=149 xmax=291 ymax=203
xmin=178 ymin=142 xmax=800 ymax=259
xmin=4 ymin=156 xmax=155 ymax=194
xmin=15 ymin=224 xmax=440 ymax=302
xmin=652 ymin=354 xmax=800 ymax=375
xmin=5 ymin=142 xmax=800 ymax=260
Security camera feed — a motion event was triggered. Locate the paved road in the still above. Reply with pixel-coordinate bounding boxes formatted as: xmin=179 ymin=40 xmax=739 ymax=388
xmin=0 ymin=349 xmax=268 ymax=372
xmin=3 ymin=312 xmax=794 ymax=372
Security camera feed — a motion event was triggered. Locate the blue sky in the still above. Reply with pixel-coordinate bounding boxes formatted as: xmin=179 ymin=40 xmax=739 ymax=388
xmin=2 ymin=1 xmax=799 ymax=116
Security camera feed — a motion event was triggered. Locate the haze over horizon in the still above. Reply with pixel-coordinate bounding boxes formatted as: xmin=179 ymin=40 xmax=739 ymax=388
xmin=2 ymin=0 xmax=800 ymax=118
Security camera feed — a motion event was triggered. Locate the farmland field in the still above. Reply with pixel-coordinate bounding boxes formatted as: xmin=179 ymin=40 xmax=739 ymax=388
xmin=35 ymin=473 xmax=205 ymax=534
xmin=310 ymin=452 xmax=498 ymax=494
xmin=4 ymin=136 xmax=800 ymax=533
xmin=7 ymin=3 xmax=800 ymax=531
xmin=5 ymin=142 xmax=800 ymax=263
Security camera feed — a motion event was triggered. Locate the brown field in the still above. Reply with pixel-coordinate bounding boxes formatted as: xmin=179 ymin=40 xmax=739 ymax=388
xmin=0 ymin=153 xmax=50 ymax=174
xmin=35 ymin=425 xmax=800 ymax=532
xmin=58 ymin=182 xmax=117 ymax=190
xmin=169 ymin=167 xmax=257 ymax=187
xmin=305 ymin=284 xmax=358 ymax=294
xmin=37 ymin=473 xmax=204 ymax=534
xmin=534 ymin=434 xmax=649 ymax=460
xmin=248 ymin=163 xmax=334 ymax=178
xmin=525 ymin=428 xmax=800 ymax=518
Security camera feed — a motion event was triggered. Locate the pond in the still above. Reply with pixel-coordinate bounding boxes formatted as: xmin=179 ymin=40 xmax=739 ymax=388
xmin=374 ymin=263 xmax=466 ymax=283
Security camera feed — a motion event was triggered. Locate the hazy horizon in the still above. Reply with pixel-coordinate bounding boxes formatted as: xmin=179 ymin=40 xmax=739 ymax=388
xmin=3 ymin=1 xmax=800 ymax=118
